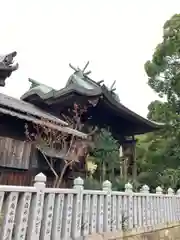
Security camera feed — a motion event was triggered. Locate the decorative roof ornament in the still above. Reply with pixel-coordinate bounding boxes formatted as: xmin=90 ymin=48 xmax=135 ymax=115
xmin=68 ymin=61 xmax=120 ymax=102
xmin=110 ymin=80 xmax=116 ymax=92
xmin=69 ymin=61 xmax=91 ymax=76
xmin=29 ymin=78 xmax=41 ymax=89
xmin=69 ymin=62 xmax=104 ymax=86
xmin=0 ymin=51 xmax=19 ymax=87
xmin=21 ymin=61 xmax=162 ymax=135
xmin=67 ymin=61 xmax=99 ymax=90
xmin=27 ymin=78 xmax=54 ymax=94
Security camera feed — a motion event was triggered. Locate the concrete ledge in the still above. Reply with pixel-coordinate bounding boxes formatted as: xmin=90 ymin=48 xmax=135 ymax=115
xmin=84 ymin=222 xmax=180 ymax=240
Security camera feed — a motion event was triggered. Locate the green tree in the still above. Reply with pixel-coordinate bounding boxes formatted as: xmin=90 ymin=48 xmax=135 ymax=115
xmin=145 ymin=14 xmax=180 ymax=105
xmin=92 ymin=129 xmax=120 ymax=184
xmin=136 ymin=14 xmax=180 ymax=190
xmin=84 ymin=14 xmax=180 ymax=190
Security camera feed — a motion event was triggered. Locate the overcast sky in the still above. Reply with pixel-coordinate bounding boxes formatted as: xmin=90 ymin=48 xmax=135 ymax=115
xmin=0 ymin=0 xmax=178 ymax=117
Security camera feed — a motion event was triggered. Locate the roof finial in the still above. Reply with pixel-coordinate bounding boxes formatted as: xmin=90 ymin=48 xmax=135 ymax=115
xmin=69 ymin=63 xmax=78 ymax=72
xmin=28 ymin=78 xmax=41 ymax=89
xmin=0 ymin=51 xmax=19 ymax=87
xmin=82 ymin=61 xmax=89 ymax=73
xmin=110 ymin=80 xmax=116 ymax=90
xmin=69 ymin=61 xmax=91 ymax=76
xmin=97 ymin=80 xmax=104 ymax=85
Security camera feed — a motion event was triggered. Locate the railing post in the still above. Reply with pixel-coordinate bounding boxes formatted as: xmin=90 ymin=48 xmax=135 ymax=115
xmin=157 ymin=186 xmax=165 ymax=224
xmin=0 ymin=191 xmax=18 ymax=240
xmin=156 ymin=186 xmax=162 ymax=194
xmin=13 ymin=192 xmax=32 ymax=240
xmin=176 ymin=189 xmax=180 ymax=221
xmin=141 ymin=185 xmax=149 ymax=193
xmin=155 ymin=186 xmax=163 ymax=224
xmin=168 ymin=188 xmax=174 ymax=223
xmin=102 ymin=180 xmax=112 ymax=232
xmin=125 ymin=182 xmax=133 ymax=230
xmin=172 ymin=188 xmax=176 ymax=223
xmin=27 ymin=173 xmax=46 ymax=240
xmin=72 ymin=177 xmax=84 ymax=239
xmin=141 ymin=185 xmax=150 ymax=228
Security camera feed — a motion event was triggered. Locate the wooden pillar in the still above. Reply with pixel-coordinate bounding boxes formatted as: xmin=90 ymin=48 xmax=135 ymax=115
xmin=120 ymin=137 xmax=137 ymax=183
xmin=132 ymin=142 xmax=137 ymax=184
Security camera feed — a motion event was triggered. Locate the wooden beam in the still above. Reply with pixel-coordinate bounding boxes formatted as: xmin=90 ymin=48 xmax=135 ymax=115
xmin=0 ymin=107 xmax=87 ymax=139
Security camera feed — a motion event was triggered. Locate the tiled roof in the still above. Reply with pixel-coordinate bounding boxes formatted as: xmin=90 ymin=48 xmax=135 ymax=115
xmin=0 ymin=93 xmax=87 ymax=139
xmin=0 ymin=93 xmax=67 ymax=126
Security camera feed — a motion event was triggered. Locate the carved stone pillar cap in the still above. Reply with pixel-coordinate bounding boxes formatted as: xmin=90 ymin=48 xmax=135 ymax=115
xmin=125 ymin=182 xmax=133 ymax=192
xmin=34 ymin=172 xmax=47 ymax=182
xmin=156 ymin=186 xmax=163 ymax=194
xmin=177 ymin=189 xmax=180 ymax=195
xmin=102 ymin=180 xmax=112 ymax=190
xmin=167 ymin=187 xmax=174 ymax=195
xmin=73 ymin=177 xmax=84 ymax=186
xmin=141 ymin=184 xmax=150 ymax=193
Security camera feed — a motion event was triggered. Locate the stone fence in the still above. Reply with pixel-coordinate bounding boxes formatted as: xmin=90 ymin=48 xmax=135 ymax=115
xmin=0 ymin=173 xmax=179 ymax=239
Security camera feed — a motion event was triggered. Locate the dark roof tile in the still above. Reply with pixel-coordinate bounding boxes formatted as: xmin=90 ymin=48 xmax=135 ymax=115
xmin=0 ymin=93 xmax=67 ymax=126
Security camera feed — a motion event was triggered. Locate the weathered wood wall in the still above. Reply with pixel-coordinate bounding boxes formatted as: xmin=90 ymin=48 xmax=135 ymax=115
xmin=0 ymin=136 xmax=31 ymax=169
xmin=0 ymin=169 xmax=34 ymax=185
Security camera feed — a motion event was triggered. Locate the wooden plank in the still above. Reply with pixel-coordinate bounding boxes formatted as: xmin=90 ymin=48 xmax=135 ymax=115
xmin=29 ymin=147 xmax=38 ymax=169
xmin=22 ymin=142 xmax=32 ymax=169
xmin=0 ymin=138 xmax=5 ymax=163
xmin=14 ymin=140 xmax=23 ymax=167
xmin=1 ymin=138 xmax=8 ymax=166
xmin=10 ymin=138 xmax=15 ymax=167
xmin=0 ymin=137 xmax=31 ymax=169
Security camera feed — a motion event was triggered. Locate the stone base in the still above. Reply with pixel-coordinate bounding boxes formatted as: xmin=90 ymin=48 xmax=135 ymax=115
xmin=84 ymin=222 xmax=180 ymax=240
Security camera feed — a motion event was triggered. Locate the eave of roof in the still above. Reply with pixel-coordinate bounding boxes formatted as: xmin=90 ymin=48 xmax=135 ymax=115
xmin=26 ymin=84 xmax=161 ymax=130
xmin=0 ymin=93 xmax=87 ymax=139
xmin=0 ymin=106 xmax=87 ymax=138
xmin=100 ymin=85 xmax=162 ymax=130
xmin=21 ymin=75 xmax=162 ymax=132
xmin=21 ymin=83 xmax=102 ymax=101
xmin=0 ymin=93 xmax=68 ymax=126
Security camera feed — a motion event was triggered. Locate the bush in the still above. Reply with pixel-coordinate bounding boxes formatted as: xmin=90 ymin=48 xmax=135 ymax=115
xmin=84 ymin=177 xmax=101 ymax=190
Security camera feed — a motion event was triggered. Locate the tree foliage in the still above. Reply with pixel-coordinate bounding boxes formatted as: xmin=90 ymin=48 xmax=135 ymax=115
xmin=90 ymin=129 xmax=120 ymax=184
xmin=145 ymin=14 xmax=180 ymax=103
xmin=136 ymin=14 xmax=180 ymax=190
xmin=88 ymin=14 xmax=180 ymax=190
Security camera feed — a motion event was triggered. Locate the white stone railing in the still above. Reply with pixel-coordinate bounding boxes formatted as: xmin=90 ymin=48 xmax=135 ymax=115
xmin=0 ymin=173 xmax=179 ymax=239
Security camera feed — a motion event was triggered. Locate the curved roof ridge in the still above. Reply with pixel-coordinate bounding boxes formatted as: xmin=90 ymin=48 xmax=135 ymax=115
xmin=28 ymin=78 xmax=55 ymax=91
xmin=21 ymin=78 xmax=55 ymax=100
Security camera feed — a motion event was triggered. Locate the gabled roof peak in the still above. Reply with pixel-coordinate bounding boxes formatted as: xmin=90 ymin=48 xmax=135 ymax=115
xmin=68 ymin=63 xmax=120 ymax=102
xmin=28 ymin=78 xmax=42 ymax=89
xmin=28 ymin=78 xmax=54 ymax=91
xmin=0 ymin=51 xmax=19 ymax=87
